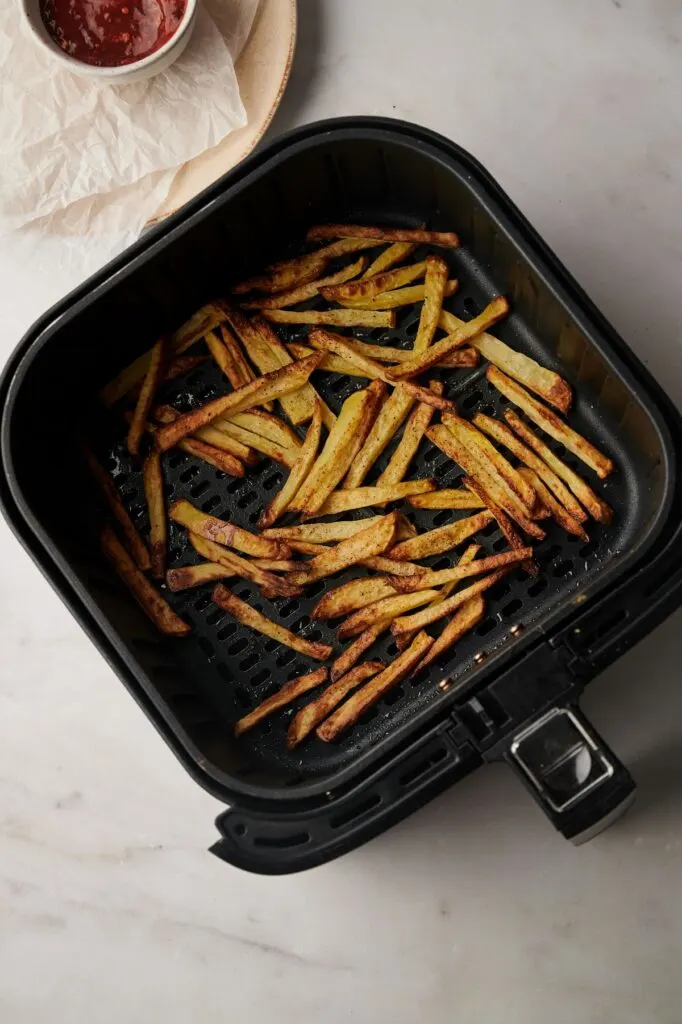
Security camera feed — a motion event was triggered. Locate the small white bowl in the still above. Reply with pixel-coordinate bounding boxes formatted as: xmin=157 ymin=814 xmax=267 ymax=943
xmin=20 ymin=0 xmax=198 ymax=84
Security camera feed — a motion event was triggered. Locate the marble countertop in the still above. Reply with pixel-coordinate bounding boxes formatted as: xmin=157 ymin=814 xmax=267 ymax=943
xmin=2 ymin=2 xmax=682 ymax=1021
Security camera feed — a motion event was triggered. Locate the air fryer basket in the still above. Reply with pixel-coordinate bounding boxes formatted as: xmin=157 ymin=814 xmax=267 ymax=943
xmin=2 ymin=119 xmax=682 ymax=872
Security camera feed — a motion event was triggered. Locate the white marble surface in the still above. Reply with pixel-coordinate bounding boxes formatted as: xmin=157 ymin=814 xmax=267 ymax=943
xmin=2 ymin=2 xmax=682 ymax=1021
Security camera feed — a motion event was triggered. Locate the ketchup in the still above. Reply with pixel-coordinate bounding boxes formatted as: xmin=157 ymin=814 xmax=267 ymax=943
xmin=39 ymin=0 xmax=187 ymax=67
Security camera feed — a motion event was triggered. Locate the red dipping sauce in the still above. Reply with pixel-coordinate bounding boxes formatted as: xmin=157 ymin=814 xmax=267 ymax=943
xmin=39 ymin=0 xmax=187 ymax=67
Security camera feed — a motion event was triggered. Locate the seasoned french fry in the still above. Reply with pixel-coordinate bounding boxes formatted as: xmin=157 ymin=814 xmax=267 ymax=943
xmin=321 ymin=261 xmax=426 ymax=302
xmin=142 ymin=450 xmax=166 ymax=579
xmin=287 ymin=540 xmax=329 ymax=556
xmin=286 ymin=342 xmax=363 ymax=377
xmin=307 ymin=329 xmax=393 ymax=383
xmin=414 ymin=255 xmax=449 ymax=353
xmin=338 ymin=589 xmax=441 ymax=641
xmin=166 ymin=562 xmax=232 ymax=591
xmin=288 ymin=513 xmax=398 ymax=585
xmin=127 ymin=337 xmax=165 ymax=456
xmin=218 ymin=323 xmax=260 ymax=393
xmin=387 ymin=297 xmax=509 ymax=380
xmin=312 ymin=479 xmax=436 ymax=518
xmin=262 ymin=308 xmax=397 ymax=329
xmin=101 ymin=526 xmax=189 ymax=636
xmin=307 ymin=224 xmax=460 ymax=247
xmin=189 ymin=534 xmax=302 ymax=598
xmin=343 ymin=387 xmax=416 ymax=488
xmin=234 ymin=668 xmax=329 ymax=737
xmin=287 ymin=661 xmax=385 ymax=747
xmin=330 ymin=625 xmax=386 ymax=682
xmin=241 ymin=256 xmax=367 ymax=309
xmin=171 ymin=303 xmax=225 ymax=354
xmin=414 ymin=596 xmax=486 ymax=674
xmin=192 ymin=424 xmax=258 ymax=465
xmin=170 ymin=500 xmax=287 ymax=559
xmin=389 ymin=510 xmax=493 ymax=562
xmin=472 ymin=413 xmax=587 ymax=523
xmin=396 ymin=382 xmax=456 ymax=413
xmin=396 ymin=544 xmax=481 ymax=651
xmin=407 ymin=488 xmax=486 ymax=510
xmin=213 ymin=585 xmax=332 ymax=661
xmin=263 ymin=516 xmax=394 ymax=544
xmin=151 ymin=404 xmax=254 ymax=469
xmin=232 ymin=239 xmax=380 ymax=295
xmin=205 ymin=329 xmax=235 ymax=381
xmin=439 ymin=309 xmax=572 ymax=413
xmin=177 ymin=437 xmax=246 ymax=476
xmin=316 ymin=632 xmax=434 ymax=741
xmin=259 ymin=400 xmax=322 ymax=528
xmin=377 ymin=382 xmax=442 ymax=487
xmin=442 ymin=413 xmax=537 ymax=513
xmin=340 ymin=279 xmax=459 ymax=310
xmin=504 ymin=410 xmax=612 ymax=524
xmin=390 ymin=548 xmax=533 ymax=593
xmin=361 ymin=242 xmax=417 ymax=278
xmin=487 ymin=367 xmax=614 ymax=479
xmin=361 ymin=556 xmax=426 ymax=576
xmin=223 ymin=410 xmax=302 ymax=452
xmin=312 ymin=576 xmax=399 ymax=620
xmin=518 ymin=468 xmax=590 ymax=541
xmin=392 ymin=570 xmax=510 ymax=636
xmin=305 ymin=336 xmax=472 ymax=367
xmin=154 ymin=354 xmax=322 ymax=452
xmin=82 ymin=446 xmax=150 ymax=570
xmin=460 ymin=475 xmax=538 ymax=576
xmin=212 ymin=419 xmax=297 ymax=466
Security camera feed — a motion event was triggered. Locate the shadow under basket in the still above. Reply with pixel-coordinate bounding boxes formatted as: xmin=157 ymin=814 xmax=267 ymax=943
xmin=2 ymin=118 xmax=682 ymax=874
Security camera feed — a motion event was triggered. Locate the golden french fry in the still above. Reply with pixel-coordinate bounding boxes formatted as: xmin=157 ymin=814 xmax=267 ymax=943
xmin=439 ymin=309 xmax=572 ymax=413
xmin=472 ymin=413 xmax=587 ymax=523
xmin=212 ymin=419 xmax=297 ymax=466
xmin=263 ymin=308 xmax=397 ymax=329
xmin=286 ymin=342 xmax=363 ymax=377
xmin=288 ymin=513 xmax=398 ymax=585
xmin=213 ymin=585 xmax=332 ymax=661
xmin=414 ymin=596 xmax=486 ymax=674
xmin=170 ymin=500 xmax=287 ymax=559
xmin=503 ymin=409 xmax=613 ymax=524
xmin=306 ymin=329 xmax=393 ymax=383
xmin=192 ymin=424 xmax=258 ymax=465
xmin=407 ymin=488 xmax=486 ymax=510
xmin=101 ymin=526 xmax=189 ymax=636
xmin=396 ymin=544 xmax=481 ymax=651
xmin=361 ymin=556 xmax=426 ymax=576
xmin=234 ymin=668 xmax=329 ymax=736
xmin=321 ymin=260 xmax=426 ymax=302
xmin=518 ymin=468 xmax=590 ymax=541
xmin=287 ymin=661 xmax=384 ymax=747
xmin=343 ymin=387 xmax=416 ymax=488
xmin=317 ymin=632 xmax=434 ymax=741
xmin=312 ymin=479 xmax=436 ymax=518
xmin=241 ymin=256 xmax=367 ymax=309
xmin=223 ymin=410 xmax=302 ymax=452
xmin=362 ymin=242 xmax=417 ymax=278
xmin=397 ymin=382 xmax=456 ymax=413
xmin=389 ymin=509 xmax=493 ymax=562
xmin=338 ymin=589 xmax=441 ymax=640
xmin=391 ymin=548 xmax=533 ymax=594
xmin=219 ymin=323 xmax=260 ymax=392
xmin=487 ymin=367 xmax=614 ymax=479
xmin=155 ymin=354 xmax=322 ymax=452
xmin=392 ymin=570 xmax=509 ymax=636
xmin=460 ymin=475 xmax=538 ymax=576
xmin=304 ymin=335 xmax=469 ymax=367
xmin=259 ymin=400 xmax=322 ymax=528
xmin=307 ymin=224 xmax=460 ymax=247
xmin=263 ymin=515 xmax=393 ymax=544
xmin=388 ymin=297 xmax=509 ymax=380
xmin=177 ymin=438 xmax=245 ymax=476
xmin=287 ymin=540 xmax=329 ymax=556
xmin=127 ymin=337 xmax=165 ymax=456
xmin=442 ymin=413 xmax=537 ymax=513
xmin=83 ymin=446 xmax=150 ymax=571
xmin=189 ymin=533 xmax=302 ymax=598
xmin=151 ymin=404 xmax=252 ymax=471
xmin=166 ymin=562 xmax=232 ymax=591
xmin=414 ymin=254 xmax=449 ymax=353
xmin=205 ymin=329 xmax=235 ymax=382
xmin=312 ymin=576 xmax=399 ymax=621
xmin=330 ymin=626 xmax=385 ymax=682
xmin=142 ymin=450 xmax=166 ymax=580
xmin=377 ymin=382 xmax=442 ymax=487
xmin=232 ymin=239 xmax=380 ymax=295
xmin=340 ymin=279 xmax=459 ymax=310
xmin=171 ymin=303 xmax=225 ymax=354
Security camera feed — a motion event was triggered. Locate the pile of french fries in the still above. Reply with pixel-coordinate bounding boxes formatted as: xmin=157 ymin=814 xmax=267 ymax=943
xmin=90 ymin=223 xmax=615 ymax=748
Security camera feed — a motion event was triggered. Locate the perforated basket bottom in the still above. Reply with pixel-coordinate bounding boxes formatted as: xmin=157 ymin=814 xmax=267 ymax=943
xmin=105 ymin=243 xmax=630 ymax=781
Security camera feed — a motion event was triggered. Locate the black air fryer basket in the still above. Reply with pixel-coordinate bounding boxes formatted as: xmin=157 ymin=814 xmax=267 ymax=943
xmin=3 ymin=119 xmax=682 ymax=874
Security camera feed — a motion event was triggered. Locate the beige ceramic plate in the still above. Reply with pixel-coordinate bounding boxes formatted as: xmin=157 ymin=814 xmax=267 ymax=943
xmin=151 ymin=0 xmax=297 ymax=222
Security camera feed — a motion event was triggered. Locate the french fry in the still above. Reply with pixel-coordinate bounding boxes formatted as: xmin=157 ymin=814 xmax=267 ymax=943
xmin=338 ymin=589 xmax=441 ymax=641
xmin=389 ymin=510 xmax=493 ymax=562
xmin=177 ymin=437 xmax=246 ymax=476
xmin=390 ymin=548 xmax=533 ymax=593
xmin=413 ymin=254 xmax=449 ymax=353
xmin=191 ymin=424 xmax=258 ymax=465
xmin=377 ymin=382 xmax=442 ymax=487
xmin=392 ymin=570 xmax=510 ymax=636
xmin=307 ymin=329 xmax=394 ymax=383
xmin=312 ymin=576 xmax=400 ymax=620
xmin=439 ymin=309 xmax=572 ymax=414
xmin=142 ymin=450 xmax=166 ymax=579
xmin=442 ymin=413 xmax=537 ymax=513
xmin=343 ymin=387 xmax=417 ymax=488
xmin=487 ymin=367 xmax=614 ymax=479
xmin=472 ymin=413 xmax=588 ymax=523
xmin=171 ymin=303 xmax=225 ymax=353
xmin=311 ymin=479 xmax=436 ymax=519
xmin=407 ymin=488 xmax=486 ymax=510
xmin=241 ymin=256 xmax=367 ymax=309
xmin=330 ymin=625 xmax=386 ymax=682
xmin=320 ymin=261 xmax=426 ymax=302
xmin=503 ymin=410 xmax=613 ymax=524
xmin=305 ymin=336 xmax=473 ymax=368
xmin=128 ymin=355 xmax=209 ymax=402
xmin=287 ymin=513 xmax=398 ymax=586
xmin=170 ymin=500 xmax=287 ymax=559
xmin=286 ymin=342 xmax=363 ymax=377
xmin=218 ymin=324 xmax=261 ymax=395
xmin=396 ymin=382 xmax=456 ymax=413
xmin=100 ymin=526 xmax=189 ymax=636
xmin=212 ymin=585 xmax=332 ymax=661
xmin=166 ymin=562 xmax=232 ymax=591
xmin=306 ymin=224 xmax=460 ymax=247
xmin=212 ymin=419 xmax=297 ymax=466
xmin=151 ymin=405 xmax=253 ymax=471
xmin=387 ymin=297 xmax=510 ymax=380
xmin=460 ymin=475 xmax=538 ymax=576
xmin=362 ymin=242 xmax=417 ymax=278
xmin=189 ymin=534 xmax=302 ymax=598
xmin=361 ymin=556 xmax=426 ymax=576
xmin=518 ymin=468 xmax=590 ymax=541
xmin=259 ymin=400 xmax=323 ymax=528
xmin=127 ymin=338 xmax=165 ymax=456
xmin=396 ymin=544 xmax=481 ymax=651
xmin=82 ymin=446 xmax=150 ymax=570
xmin=263 ymin=516 xmax=395 ymax=544
xmin=287 ymin=661 xmax=385 ymax=748
xmin=262 ymin=308 xmax=397 ymax=329
xmin=414 ymin=596 xmax=486 ymax=674
xmin=205 ymin=329 xmax=236 ymax=382
xmin=340 ymin=279 xmax=459 ymax=310
xmin=234 ymin=668 xmax=329 ymax=737
xmin=287 ymin=540 xmax=329 ymax=556
xmin=222 ymin=410 xmax=302 ymax=452
xmin=316 ymin=632 xmax=434 ymax=741
xmin=232 ymin=239 xmax=380 ymax=295
xmin=154 ymin=354 xmax=322 ymax=452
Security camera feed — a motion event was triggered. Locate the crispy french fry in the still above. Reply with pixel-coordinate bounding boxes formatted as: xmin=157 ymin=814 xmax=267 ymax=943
xmin=262 ymin=308 xmax=396 ymax=329
xmin=127 ymin=337 xmax=165 ymax=456
xmin=287 ymin=540 xmax=329 ymax=556
xmin=362 ymin=242 xmax=417 ymax=278
xmin=338 ymin=589 xmax=441 ymax=640
xmin=234 ymin=668 xmax=329 ymax=737
xmin=330 ymin=625 xmax=386 ymax=682
xmin=288 ymin=513 xmax=398 ymax=585
xmin=179 ymin=438 xmax=246 ymax=476
xmin=472 ymin=413 xmax=587 ymax=523
xmin=321 ymin=261 xmax=426 ymax=302
xmin=286 ymin=342 xmax=363 ymax=377
xmin=392 ymin=570 xmax=509 ymax=636
xmin=223 ymin=410 xmax=302 ymax=452
xmin=212 ymin=419 xmax=297 ymax=466
xmin=101 ymin=526 xmax=189 ymax=636
xmin=259 ymin=400 xmax=323 ymax=528
xmin=414 ymin=255 xmax=449 ymax=353
xmin=396 ymin=544 xmax=481 ymax=651
xmin=171 ymin=303 xmax=225 ymax=354
xmin=343 ymin=387 xmax=416 ymax=488
xmin=307 ymin=224 xmax=460 ymax=247
xmin=142 ymin=450 xmax=166 ymax=579
xmin=361 ymin=556 xmax=426 ymax=576
xmin=390 ymin=548 xmax=533 ymax=594
xmin=307 ymin=329 xmax=393 ymax=383
xmin=387 ymin=297 xmax=509 ymax=380
xmin=83 ymin=446 xmax=150 ymax=570
xmin=312 ymin=479 xmax=436 ymax=518
xmin=263 ymin=516 xmax=394 ymax=544
xmin=316 ymin=632 xmax=434 ymax=741
xmin=407 ymin=489 xmax=486 ymax=510
xmin=487 ymin=367 xmax=614 ymax=479
xmin=192 ymin=424 xmax=258 ymax=465
xmin=166 ymin=562 xmax=232 ymax=591
xmin=205 ymin=329 xmax=235 ymax=382
xmin=389 ymin=510 xmax=493 ymax=562
xmin=213 ymin=585 xmax=332 ymax=661
xmin=151 ymin=405 xmax=253 ymax=471
xmin=312 ymin=576 xmax=399 ymax=620
xmin=396 ymin=382 xmax=456 ymax=413
xmin=518 ymin=468 xmax=590 ymax=541
xmin=460 ymin=475 xmax=538 ymax=576
xmin=287 ymin=661 xmax=385 ymax=748
xmin=170 ymin=500 xmax=287 ymax=559
xmin=232 ymin=239 xmax=380 ymax=295
xmin=442 ymin=413 xmax=537 ymax=513
xmin=241 ymin=257 xmax=367 ymax=309
xmin=503 ymin=410 xmax=612 ymax=524
xmin=304 ymin=336 xmax=472 ymax=367
xmin=189 ymin=534 xmax=302 ymax=598
xmin=154 ymin=354 xmax=322 ymax=452
xmin=377 ymin=382 xmax=442 ymax=487
xmin=414 ymin=596 xmax=486 ymax=673
xmin=218 ymin=323 xmax=260 ymax=393
xmin=340 ymin=279 xmax=458 ymax=310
